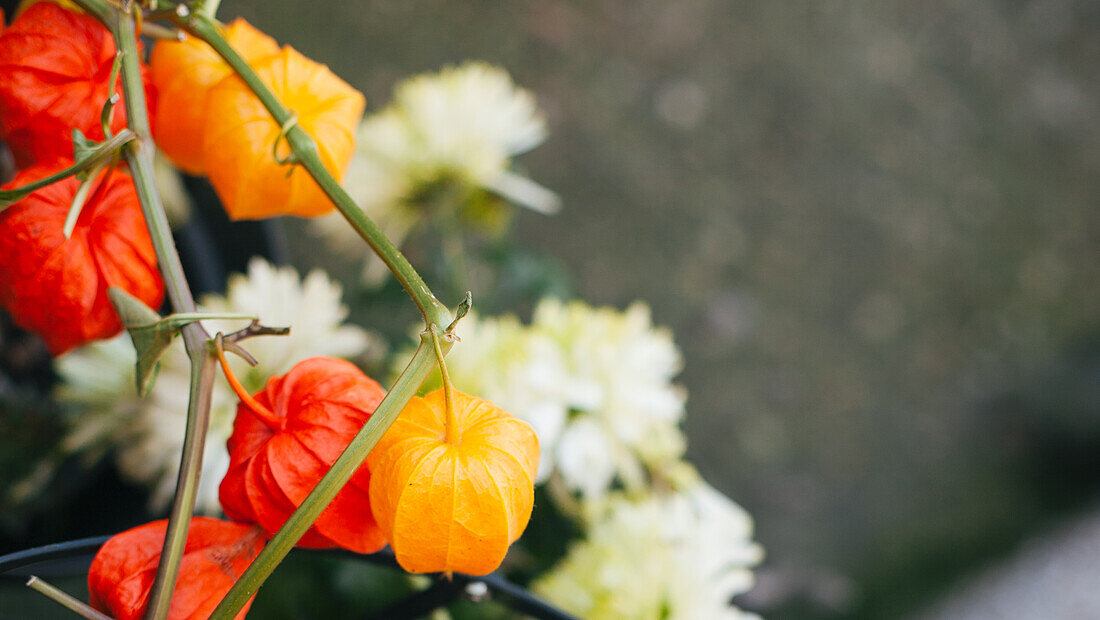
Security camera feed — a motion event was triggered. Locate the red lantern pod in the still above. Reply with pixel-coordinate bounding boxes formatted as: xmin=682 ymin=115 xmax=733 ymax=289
xmin=0 ymin=2 xmax=156 ymax=167
xmin=0 ymin=162 xmax=164 ymax=355
xmin=87 ymin=517 xmax=265 ymax=620
xmin=219 ymin=356 xmax=388 ymax=553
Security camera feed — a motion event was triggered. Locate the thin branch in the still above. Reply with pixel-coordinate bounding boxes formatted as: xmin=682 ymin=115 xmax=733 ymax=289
xmin=26 ymin=576 xmax=112 ymax=620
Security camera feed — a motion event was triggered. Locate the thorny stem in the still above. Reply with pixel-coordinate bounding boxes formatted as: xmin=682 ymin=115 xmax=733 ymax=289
xmin=71 ymin=1 xmax=215 ymax=619
xmin=26 ymin=576 xmax=112 ymax=620
xmin=172 ymin=11 xmax=452 ymax=329
xmin=430 ymin=325 xmax=460 ymax=445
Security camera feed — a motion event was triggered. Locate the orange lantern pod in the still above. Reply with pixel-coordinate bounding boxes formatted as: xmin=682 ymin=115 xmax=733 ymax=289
xmin=218 ymin=356 xmax=388 ymax=554
xmin=0 ymin=2 xmax=155 ymax=167
xmin=150 ymin=19 xmax=278 ymax=174
xmin=0 ymin=162 xmax=164 ymax=355
xmin=202 ymin=46 xmax=365 ymax=220
xmin=367 ymin=388 xmax=540 ymax=575
xmin=87 ymin=517 xmax=265 ymax=620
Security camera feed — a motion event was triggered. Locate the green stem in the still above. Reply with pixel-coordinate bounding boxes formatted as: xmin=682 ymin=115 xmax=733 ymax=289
xmin=71 ymin=2 xmax=216 ymax=619
xmin=199 ymin=0 xmax=222 ymax=19
xmin=0 ymin=130 xmax=134 ymax=208
xmin=62 ymin=162 xmax=107 ymax=239
xmin=430 ymin=325 xmax=460 ymax=445
xmin=175 ymin=13 xmax=451 ymax=328
xmin=145 ymin=350 xmax=216 ymax=617
xmin=26 ymin=576 xmax=113 ymax=620
xmin=209 ymin=336 xmax=449 ymax=619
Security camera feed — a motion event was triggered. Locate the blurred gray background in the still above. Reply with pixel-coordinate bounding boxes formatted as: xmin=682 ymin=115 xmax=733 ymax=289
xmin=237 ymin=1 xmax=1099 ymax=618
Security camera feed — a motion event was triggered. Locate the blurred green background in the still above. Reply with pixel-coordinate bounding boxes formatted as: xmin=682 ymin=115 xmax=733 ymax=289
xmin=3 ymin=1 xmax=1099 ymax=618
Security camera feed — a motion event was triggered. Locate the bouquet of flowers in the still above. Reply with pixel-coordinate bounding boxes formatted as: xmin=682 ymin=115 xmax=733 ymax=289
xmin=0 ymin=2 xmax=761 ymax=618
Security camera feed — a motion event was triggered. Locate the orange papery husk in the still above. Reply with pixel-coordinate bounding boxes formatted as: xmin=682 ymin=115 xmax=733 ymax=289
xmin=0 ymin=2 xmax=156 ymax=167
xmin=150 ymin=18 xmax=279 ymax=175
xmin=87 ymin=517 xmax=265 ymax=620
xmin=219 ymin=356 xmax=388 ymax=553
xmin=367 ymin=389 xmax=540 ymax=575
xmin=202 ymin=46 xmax=364 ymax=220
xmin=0 ymin=162 xmax=164 ymax=355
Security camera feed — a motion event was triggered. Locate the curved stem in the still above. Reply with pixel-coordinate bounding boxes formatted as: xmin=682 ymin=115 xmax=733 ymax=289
xmin=174 ymin=12 xmax=451 ymax=329
xmin=430 ymin=326 xmax=459 ymax=445
xmin=209 ymin=335 xmax=451 ymax=619
xmin=214 ymin=334 xmax=282 ymax=431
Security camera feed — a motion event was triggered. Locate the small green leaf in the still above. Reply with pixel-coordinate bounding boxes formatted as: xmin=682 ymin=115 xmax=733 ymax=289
xmin=447 ymin=292 xmax=473 ymax=333
xmin=71 ymin=130 xmax=100 ymax=181
xmin=109 ymin=288 xmax=173 ymax=396
xmin=109 ymin=288 xmax=259 ymax=395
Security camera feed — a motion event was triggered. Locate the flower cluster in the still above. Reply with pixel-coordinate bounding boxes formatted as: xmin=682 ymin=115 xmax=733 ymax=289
xmin=416 ymin=298 xmax=686 ymax=500
xmin=311 ymin=62 xmax=557 ymax=283
xmin=0 ymin=3 xmax=164 ymax=355
xmin=55 ymin=259 xmax=378 ymax=512
xmin=358 ymin=61 xmax=547 ymax=191
xmin=5 ymin=4 xmax=761 ymax=617
xmin=534 ymin=469 xmax=763 ymax=620
xmin=406 ymin=299 xmax=763 ymax=616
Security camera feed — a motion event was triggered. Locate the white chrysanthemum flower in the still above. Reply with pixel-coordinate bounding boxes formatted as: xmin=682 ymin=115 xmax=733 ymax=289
xmin=420 ymin=298 xmax=686 ymax=500
xmin=55 ymin=258 xmax=381 ymax=513
xmin=311 ymin=61 xmax=557 ymax=284
xmin=366 ymin=61 xmax=546 ymax=186
xmin=534 ymin=473 xmax=764 ymax=620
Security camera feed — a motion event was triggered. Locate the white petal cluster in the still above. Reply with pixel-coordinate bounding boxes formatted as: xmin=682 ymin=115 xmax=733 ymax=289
xmin=311 ymin=61 xmax=555 ymax=283
xmin=361 ymin=60 xmax=547 ymax=189
xmin=55 ymin=258 xmax=379 ymax=513
xmin=534 ymin=473 xmax=764 ymax=620
xmin=426 ymin=298 xmax=686 ymax=500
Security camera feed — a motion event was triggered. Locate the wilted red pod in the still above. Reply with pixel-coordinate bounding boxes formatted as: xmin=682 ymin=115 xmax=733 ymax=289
xmin=0 ymin=162 xmax=164 ymax=355
xmin=0 ymin=2 xmax=156 ymax=166
xmin=367 ymin=389 xmax=540 ymax=575
xmin=219 ymin=356 xmax=388 ymax=553
xmin=88 ymin=517 xmax=265 ymax=620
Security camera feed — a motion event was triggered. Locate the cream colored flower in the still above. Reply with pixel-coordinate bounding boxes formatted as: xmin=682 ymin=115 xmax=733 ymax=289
xmin=362 ymin=61 xmax=547 ymax=187
xmin=55 ymin=258 xmax=381 ymax=513
xmin=311 ymin=61 xmax=557 ymax=284
xmin=534 ymin=472 xmax=763 ymax=620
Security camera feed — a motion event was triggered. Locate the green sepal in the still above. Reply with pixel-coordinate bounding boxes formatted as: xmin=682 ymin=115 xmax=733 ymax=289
xmin=71 ymin=130 xmax=101 ymax=181
xmin=108 ymin=288 xmax=256 ymax=395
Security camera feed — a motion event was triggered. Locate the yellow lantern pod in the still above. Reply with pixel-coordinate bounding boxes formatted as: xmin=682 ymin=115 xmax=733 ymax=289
xmin=203 ymin=46 xmax=365 ymax=220
xmin=367 ymin=389 xmax=539 ymax=576
xmin=150 ymin=18 xmax=279 ymax=175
